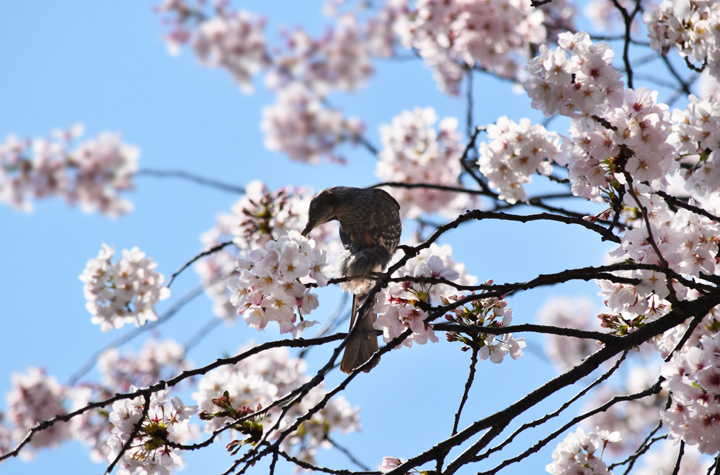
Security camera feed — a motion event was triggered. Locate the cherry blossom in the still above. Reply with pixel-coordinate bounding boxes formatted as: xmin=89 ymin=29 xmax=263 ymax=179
xmin=226 ymin=230 xmax=330 ymax=336
xmin=374 ymin=244 xmax=477 ymax=348
xmin=107 ymin=387 xmax=197 ymax=475
xmin=536 ymin=296 xmax=604 ymax=372
xmin=193 ymin=345 xmax=359 ymax=465
xmin=477 ymin=117 xmax=565 ymax=203
xmin=377 ymin=107 xmax=476 ymax=217
xmin=394 ymin=0 xmax=551 ymax=94
xmin=644 ymin=1 xmax=720 ymax=78
xmin=380 ymin=456 xmax=404 ymax=472
xmin=195 ymin=181 xmax=342 ymax=322
xmin=546 ymin=426 xmax=620 ymax=475
xmin=0 ymin=126 xmax=138 ymax=216
xmin=661 ymin=331 xmax=720 ymax=454
xmin=79 ymin=245 xmax=170 ymax=332
xmin=261 ymin=82 xmax=363 ymax=164
xmin=5 ymin=368 xmax=71 ymax=452
xmin=525 ymin=31 xmax=624 ymax=118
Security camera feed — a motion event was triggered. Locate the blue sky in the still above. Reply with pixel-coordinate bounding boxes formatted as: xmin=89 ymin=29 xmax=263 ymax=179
xmin=0 ymin=1 xmax=666 ymax=474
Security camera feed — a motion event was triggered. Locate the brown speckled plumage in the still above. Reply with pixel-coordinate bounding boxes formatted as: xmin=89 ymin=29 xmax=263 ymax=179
xmin=301 ymin=187 xmax=402 ymax=373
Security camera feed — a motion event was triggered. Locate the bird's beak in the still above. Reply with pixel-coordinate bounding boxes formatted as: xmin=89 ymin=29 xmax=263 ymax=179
xmin=301 ymin=220 xmax=314 ymax=237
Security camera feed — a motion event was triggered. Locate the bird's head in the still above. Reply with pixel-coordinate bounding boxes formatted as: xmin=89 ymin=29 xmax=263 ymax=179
xmin=301 ymin=188 xmax=340 ymax=236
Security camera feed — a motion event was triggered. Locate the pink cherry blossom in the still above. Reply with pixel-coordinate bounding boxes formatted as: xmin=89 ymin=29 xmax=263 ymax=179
xmin=79 ymin=245 xmax=170 ymax=331
xmin=377 ymin=107 xmax=475 ymax=218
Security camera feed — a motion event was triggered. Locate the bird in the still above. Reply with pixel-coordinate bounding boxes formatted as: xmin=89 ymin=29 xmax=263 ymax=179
xmin=301 ymin=186 xmax=402 ymax=374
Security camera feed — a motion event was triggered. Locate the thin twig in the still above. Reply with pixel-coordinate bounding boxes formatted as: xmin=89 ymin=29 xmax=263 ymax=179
xmin=67 ymin=280 xmax=216 ymax=386
xmin=453 ymin=347 xmax=479 ymax=435
xmin=136 ymin=168 xmax=246 ymax=194
xmin=166 ymin=240 xmax=235 ymax=288
xmin=326 ymin=435 xmax=372 ymax=471
xmin=104 ymin=392 xmax=150 ymax=474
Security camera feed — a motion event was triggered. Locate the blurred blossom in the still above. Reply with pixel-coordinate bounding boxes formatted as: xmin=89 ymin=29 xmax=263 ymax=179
xmin=261 ymin=83 xmax=363 ymax=164
xmin=0 ymin=127 xmax=138 ymax=216
xmin=394 ymin=0 xmax=550 ymax=94
xmin=546 ymin=426 xmax=620 ymax=474
xmin=6 ymin=368 xmax=71 ymax=452
xmin=536 ymin=296 xmax=603 ymax=372
xmin=635 ymin=440 xmax=706 ymax=475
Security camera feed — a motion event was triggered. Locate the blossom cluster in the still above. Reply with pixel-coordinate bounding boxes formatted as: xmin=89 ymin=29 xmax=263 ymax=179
xmin=536 ymin=296 xmax=603 ymax=372
xmin=600 ymin=185 xmax=720 ymax=326
xmin=582 ymin=364 xmax=668 ymax=455
xmin=79 ymin=245 xmax=170 ymax=332
xmin=377 ymin=107 xmax=474 ymax=217
xmin=661 ymin=331 xmax=720 ymax=454
xmin=645 ymin=1 xmax=720 ymax=78
xmin=107 ymin=387 xmax=197 ymax=475
xmin=5 ymin=368 xmax=71 ymax=452
xmin=227 ymin=230 xmax=332 ymax=336
xmin=261 ymin=82 xmax=363 ymax=165
xmin=669 ymin=94 xmax=720 ymax=195
xmin=394 ymin=0 xmax=550 ymax=94
xmin=477 ymin=117 xmax=565 ymax=203
xmin=194 ymin=181 xmax=342 ymax=322
xmin=525 ymin=32 xmax=624 ymax=118
xmin=443 ymin=283 xmax=526 ymax=364
xmin=157 ymin=1 xmax=371 ymax=164
xmin=0 ymin=125 xmax=138 ymax=216
xmin=546 ymin=427 xmax=620 ymax=475
xmin=193 ymin=345 xmax=359 ymax=465
xmin=266 ymin=15 xmax=373 ymax=93
xmin=373 ymin=243 xmax=477 ymax=348
xmin=1 ymin=338 xmax=194 ymax=465
xmin=526 ymin=33 xmax=677 ymax=201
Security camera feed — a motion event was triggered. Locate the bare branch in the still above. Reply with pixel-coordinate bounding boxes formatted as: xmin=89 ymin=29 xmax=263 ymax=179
xmin=136 ymin=168 xmax=246 ymax=194
xmin=166 ymin=240 xmax=235 ymax=288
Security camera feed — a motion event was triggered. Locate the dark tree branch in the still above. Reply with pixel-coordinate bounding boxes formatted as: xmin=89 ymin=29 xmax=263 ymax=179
xmin=656 ymin=190 xmax=720 ymax=223
xmin=1 ymin=335 xmax=346 ymax=463
xmin=388 ymin=293 xmax=720 ymax=475
xmin=671 ymin=440 xmax=685 ymax=475
xmin=326 ymin=435 xmax=372 ymax=471
xmin=474 ymin=351 xmax=629 ymax=465
xmin=452 ymin=347 xmax=478 ymax=436
xmin=433 ymin=322 xmax=617 ymax=345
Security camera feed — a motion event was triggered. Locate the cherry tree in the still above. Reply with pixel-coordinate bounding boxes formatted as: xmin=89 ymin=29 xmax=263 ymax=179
xmin=2 ymin=0 xmax=720 ymax=474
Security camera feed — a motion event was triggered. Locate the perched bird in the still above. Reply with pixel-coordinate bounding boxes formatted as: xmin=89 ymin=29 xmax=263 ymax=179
xmin=301 ymin=187 xmax=402 ymax=373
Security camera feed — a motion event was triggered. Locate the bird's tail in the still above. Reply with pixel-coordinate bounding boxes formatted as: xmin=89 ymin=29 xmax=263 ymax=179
xmin=340 ymin=292 xmax=380 ymax=374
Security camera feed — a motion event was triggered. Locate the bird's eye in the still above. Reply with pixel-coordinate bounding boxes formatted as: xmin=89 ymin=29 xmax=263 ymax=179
xmin=311 ymin=202 xmax=318 ymax=210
